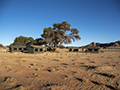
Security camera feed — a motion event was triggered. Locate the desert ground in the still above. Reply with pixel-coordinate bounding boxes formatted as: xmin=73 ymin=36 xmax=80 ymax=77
xmin=0 ymin=48 xmax=120 ymax=90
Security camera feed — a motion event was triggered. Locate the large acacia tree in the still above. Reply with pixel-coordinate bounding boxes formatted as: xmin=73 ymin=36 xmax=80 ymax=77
xmin=41 ymin=21 xmax=81 ymax=51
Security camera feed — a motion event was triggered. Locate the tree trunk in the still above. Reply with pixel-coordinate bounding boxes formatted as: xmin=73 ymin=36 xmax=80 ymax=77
xmin=54 ymin=43 xmax=58 ymax=52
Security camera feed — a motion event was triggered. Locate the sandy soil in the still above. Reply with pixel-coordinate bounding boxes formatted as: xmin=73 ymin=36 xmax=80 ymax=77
xmin=0 ymin=48 xmax=120 ymax=90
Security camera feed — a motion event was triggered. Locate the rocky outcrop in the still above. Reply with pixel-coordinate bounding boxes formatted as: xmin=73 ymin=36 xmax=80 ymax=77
xmin=87 ymin=41 xmax=120 ymax=48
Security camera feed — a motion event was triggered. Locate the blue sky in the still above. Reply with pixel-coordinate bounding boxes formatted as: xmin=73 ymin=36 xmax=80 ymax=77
xmin=0 ymin=0 xmax=120 ymax=46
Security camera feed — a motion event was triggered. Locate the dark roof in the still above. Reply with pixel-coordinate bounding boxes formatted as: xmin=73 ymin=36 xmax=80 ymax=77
xmin=28 ymin=45 xmax=44 ymax=48
xmin=86 ymin=46 xmax=100 ymax=49
xmin=10 ymin=45 xmax=26 ymax=48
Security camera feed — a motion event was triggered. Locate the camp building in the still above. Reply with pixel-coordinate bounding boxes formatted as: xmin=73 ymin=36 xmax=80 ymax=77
xmin=82 ymin=46 xmax=100 ymax=53
xmin=69 ymin=48 xmax=79 ymax=52
xmin=9 ymin=45 xmax=27 ymax=52
xmin=27 ymin=45 xmax=44 ymax=54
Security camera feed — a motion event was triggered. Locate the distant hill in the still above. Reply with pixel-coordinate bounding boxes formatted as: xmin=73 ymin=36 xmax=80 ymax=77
xmin=86 ymin=41 xmax=120 ymax=48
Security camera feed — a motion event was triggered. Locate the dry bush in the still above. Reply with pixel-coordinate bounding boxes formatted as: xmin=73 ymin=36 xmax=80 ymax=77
xmin=4 ymin=76 xmax=16 ymax=83
xmin=23 ymin=60 xmax=27 ymax=62
xmin=48 ymin=68 xmax=56 ymax=72
xmin=5 ymin=66 xmax=12 ymax=69
xmin=33 ymin=73 xmax=37 ymax=76
xmin=30 ymin=63 xmax=39 ymax=66
xmin=35 ymin=68 xmax=40 ymax=71
xmin=29 ymin=66 xmax=33 ymax=68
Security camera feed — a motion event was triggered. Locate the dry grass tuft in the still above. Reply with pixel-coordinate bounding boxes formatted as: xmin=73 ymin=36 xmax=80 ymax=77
xmin=62 ymin=63 xmax=69 ymax=65
xmin=53 ymin=59 xmax=61 ymax=62
xmin=72 ymin=59 xmax=77 ymax=61
xmin=29 ymin=66 xmax=33 ymax=68
xmin=91 ymin=60 xmax=96 ymax=63
xmin=35 ymin=68 xmax=40 ymax=71
xmin=107 ymin=57 xmax=112 ymax=59
xmin=82 ymin=77 xmax=89 ymax=83
xmin=15 ymin=70 xmax=22 ymax=73
xmin=4 ymin=76 xmax=16 ymax=83
xmin=30 ymin=63 xmax=39 ymax=66
xmin=80 ymin=62 xmax=85 ymax=64
xmin=84 ymin=65 xmax=98 ymax=70
xmin=33 ymin=73 xmax=37 ymax=75
xmin=5 ymin=66 xmax=12 ymax=69
xmin=48 ymin=68 xmax=56 ymax=72
xmin=23 ymin=60 xmax=27 ymax=62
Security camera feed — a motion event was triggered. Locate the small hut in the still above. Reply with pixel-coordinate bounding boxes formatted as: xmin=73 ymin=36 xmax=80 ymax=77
xmin=82 ymin=46 xmax=100 ymax=53
xmin=27 ymin=45 xmax=44 ymax=54
xmin=69 ymin=48 xmax=79 ymax=52
xmin=9 ymin=45 xmax=27 ymax=52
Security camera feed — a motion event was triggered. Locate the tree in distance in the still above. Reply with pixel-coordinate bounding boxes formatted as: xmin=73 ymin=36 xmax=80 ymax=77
xmin=41 ymin=21 xmax=81 ymax=51
xmin=10 ymin=36 xmax=34 ymax=46
xmin=0 ymin=44 xmax=3 ymax=47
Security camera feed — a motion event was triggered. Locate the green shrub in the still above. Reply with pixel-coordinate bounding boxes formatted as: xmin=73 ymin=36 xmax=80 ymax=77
xmin=58 ymin=45 xmax=65 ymax=49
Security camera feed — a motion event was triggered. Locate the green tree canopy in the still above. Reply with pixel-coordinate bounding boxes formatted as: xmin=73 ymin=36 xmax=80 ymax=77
xmin=41 ymin=21 xmax=81 ymax=51
xmin=0 ymin=44 xmax=3 ymax=47
xmin=34 ymin=38 xmax=47 ymax=45
xmin=10 ymin=36 xmax=34 ymax=46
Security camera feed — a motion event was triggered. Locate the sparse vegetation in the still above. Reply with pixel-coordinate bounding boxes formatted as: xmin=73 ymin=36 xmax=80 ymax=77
xmin=4 ymin=76 xmax=16 ymax=83
xmin=48 ymin=68 xmax=56 ymax=72
xmin=0 ymin=43 xmax=120 ymax=90
xmin=0 ymin=44 xmax=3 ymax=47
xmin=82 ymin=77 xmax=89 ymax=83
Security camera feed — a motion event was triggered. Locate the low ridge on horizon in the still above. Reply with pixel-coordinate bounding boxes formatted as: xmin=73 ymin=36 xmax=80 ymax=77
xmin=87 ymin=40 xmax=120 ymax=47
